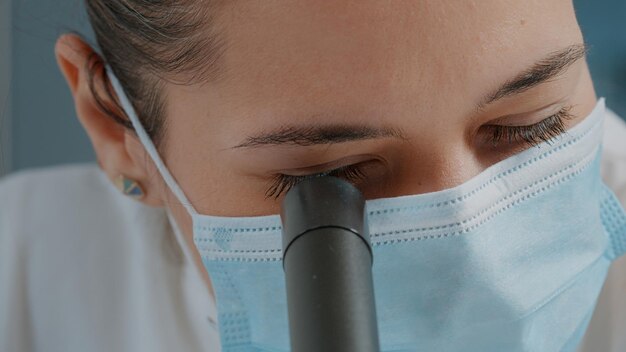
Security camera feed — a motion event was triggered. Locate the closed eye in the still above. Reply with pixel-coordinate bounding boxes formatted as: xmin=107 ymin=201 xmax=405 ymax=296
xmin=481 ymin=105 xmax=575 ymax=147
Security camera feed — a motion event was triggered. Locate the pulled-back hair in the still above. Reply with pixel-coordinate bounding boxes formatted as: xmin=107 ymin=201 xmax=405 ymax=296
xmin=85 ymin=0 xmax=228 ymax=149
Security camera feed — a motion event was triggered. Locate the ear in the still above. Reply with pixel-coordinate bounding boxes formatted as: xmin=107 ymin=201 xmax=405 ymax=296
xmin=55 ymin=33 xmax=164 ymax=207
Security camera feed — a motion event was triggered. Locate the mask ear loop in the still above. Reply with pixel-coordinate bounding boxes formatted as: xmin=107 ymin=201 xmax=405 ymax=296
xmin=105 ymin=66 xmax=218 ymax=308
xmin=105 ymin=65 xmax=198 ymax=216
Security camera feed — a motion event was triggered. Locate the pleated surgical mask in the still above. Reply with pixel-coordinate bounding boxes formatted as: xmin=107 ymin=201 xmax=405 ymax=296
xmin=107 ymin=66 xmax=626 ymax=352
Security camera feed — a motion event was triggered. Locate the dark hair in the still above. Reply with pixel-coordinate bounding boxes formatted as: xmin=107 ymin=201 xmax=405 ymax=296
xmin=84 ymin=0 xmax=227 ymax=151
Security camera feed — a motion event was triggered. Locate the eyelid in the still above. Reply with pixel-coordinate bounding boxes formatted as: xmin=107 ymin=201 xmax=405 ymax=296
xmin=480 ymin=105 xmax=575 ymax=148
xmin=273 ymin=154 xmax=379 ymax=177
xmin=486 ymin=102 xmax=567 ymax=127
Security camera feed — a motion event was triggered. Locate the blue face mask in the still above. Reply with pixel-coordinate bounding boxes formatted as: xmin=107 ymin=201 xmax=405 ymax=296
xmin=107 ymin=67 xmax=626 ymax=352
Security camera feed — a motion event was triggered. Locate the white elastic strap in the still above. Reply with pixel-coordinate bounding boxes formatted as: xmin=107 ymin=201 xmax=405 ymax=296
xmin=165 ymin=207 xmax=218 ymax=308
xmin=105 ymin=66 xmax=198 ymax=216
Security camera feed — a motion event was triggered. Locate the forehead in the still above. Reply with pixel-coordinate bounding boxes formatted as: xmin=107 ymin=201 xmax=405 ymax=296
xmin=168 ymin=1 xmax=582 ymax=133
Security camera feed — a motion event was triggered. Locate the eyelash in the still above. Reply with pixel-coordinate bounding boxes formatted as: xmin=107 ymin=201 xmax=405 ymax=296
xmin=265 ymin=164 xmax=367 ymax=199
xmin=266 ymin=105 xmax=575 ymax=199
xmin=483 ymin=105 xmax=575 ymax=147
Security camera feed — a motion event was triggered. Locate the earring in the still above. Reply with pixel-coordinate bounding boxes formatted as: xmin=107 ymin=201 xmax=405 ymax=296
xmin=114 ymin=174 xmax=145 ymax=200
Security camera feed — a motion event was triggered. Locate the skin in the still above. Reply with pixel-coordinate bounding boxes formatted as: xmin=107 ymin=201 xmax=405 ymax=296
xmin=55 ymin=0 xmax=597 ymax=298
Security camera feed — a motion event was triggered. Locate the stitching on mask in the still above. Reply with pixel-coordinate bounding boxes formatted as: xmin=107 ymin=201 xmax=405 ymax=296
xmin=195 ymin=245 xmax=282 ymax=254
xmin=371 ymin=155 xmax=593 ymax=245
xmin=196 ymin=151 xmax=592 ymax=242
xmin=371 ymin=154 xmax=593 ymax=242
xmin=197 ymin=152 xmax=595 ymax=260
xmin=194 ymin=226 xmax=282 ymax=235
xmin=201 ymin=255 xmax=282 ymax=262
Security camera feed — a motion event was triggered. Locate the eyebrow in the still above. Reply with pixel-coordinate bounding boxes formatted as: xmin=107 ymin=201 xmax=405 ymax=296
xmin=233 ymin=43 xmax=588 ymax=149
xmin=477 ymin=43 xmax=588 ymax=109
xmin=232 ymin=124 xmax=407 ymax=148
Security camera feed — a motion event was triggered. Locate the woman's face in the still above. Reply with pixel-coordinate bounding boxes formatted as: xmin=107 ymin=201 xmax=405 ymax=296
xmin=142 ymin=0 xmax=596 ymax=235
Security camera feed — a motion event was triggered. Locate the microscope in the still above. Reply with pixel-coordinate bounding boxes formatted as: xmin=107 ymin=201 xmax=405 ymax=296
xmin=280 ymin=176 xmax=381 ymax=352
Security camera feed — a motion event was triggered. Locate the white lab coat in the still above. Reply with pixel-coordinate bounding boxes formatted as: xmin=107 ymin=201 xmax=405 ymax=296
xmin=1 ymin=109 xmax=626 ymax=352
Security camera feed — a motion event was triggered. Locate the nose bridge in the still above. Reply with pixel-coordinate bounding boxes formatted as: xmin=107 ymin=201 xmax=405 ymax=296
xmin=392 ymin=139 xmax=484 ymax=197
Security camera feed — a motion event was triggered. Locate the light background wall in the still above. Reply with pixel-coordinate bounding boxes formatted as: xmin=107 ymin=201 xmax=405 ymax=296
xmin=0 ymin=1 xmax=625 ymax=175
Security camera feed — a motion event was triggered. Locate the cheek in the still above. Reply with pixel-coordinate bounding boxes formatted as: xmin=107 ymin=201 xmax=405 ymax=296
xmin=164 ymin=145 xmax=277 ymax=216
